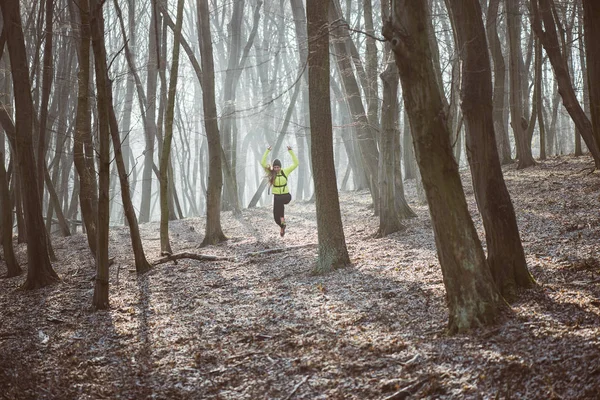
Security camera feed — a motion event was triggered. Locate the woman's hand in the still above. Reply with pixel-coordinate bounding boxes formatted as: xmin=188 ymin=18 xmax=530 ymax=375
xmin=267 ymin=145 xmax=272 ymax=151
xmin=287 ymin=146 xmax=292 ymax=151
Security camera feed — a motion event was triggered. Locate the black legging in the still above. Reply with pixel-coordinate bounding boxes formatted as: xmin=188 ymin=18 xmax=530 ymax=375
xmin=273 ymin=193 xmax=291 ymax=227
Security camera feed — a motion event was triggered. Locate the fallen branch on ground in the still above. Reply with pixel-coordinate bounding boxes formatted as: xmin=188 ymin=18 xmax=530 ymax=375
xmin=151 ymin=252 xmax=235 ymax=266
xmin=243 ymin=243 xmax=317 ymax=257
xmin=151 ymin=244 xmax=318 ymax=266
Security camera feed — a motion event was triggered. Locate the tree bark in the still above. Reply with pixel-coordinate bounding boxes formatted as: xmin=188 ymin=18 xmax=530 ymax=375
xmin=197 ymin=0 xmax=227 ymax=247
xmin=383 ymin=0 xmax=502 ymax=333
xmin=307 ymin=0 xmax=351 ymax=274
xmin=139 ymin=1 xmax=160 ymax=223
xmin=447 ymin=0 xmax=535 ymax=299
xmin=89 ymin=0 xmax=111 ymax=309
xmin=486 ymin=0 xmax=512 ymax=164
xmin=0 ymin=150 xmax=20 ymax=277
xmin=70 ymin=0 xmax=98 ymax=256
xmin=160 ymin=0 xmax=185 ymax=255
xmin=377 ymin=56 xmax=408 ymax=238
xmin=507 ymin=0 xmax=536 ymax=169
xmin=0 ymin=0 xmax=58 ymax=289
xmin=583 ymin=0 xmax=600 ymax=150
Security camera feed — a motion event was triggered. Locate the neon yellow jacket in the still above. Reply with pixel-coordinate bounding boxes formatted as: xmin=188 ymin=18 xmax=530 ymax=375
xmin=261 ymin=148 xmax=299 ymax=195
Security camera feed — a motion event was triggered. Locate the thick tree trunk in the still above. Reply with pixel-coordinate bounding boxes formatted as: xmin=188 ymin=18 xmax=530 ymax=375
xmin=448 ymin=0 xmax=535 ymax=299
xmin=0 ymin=0 xmax=58 ymax=289
xmin=308 ymin=0 xmax=351 ymax=274
xmin=384 ymin=0 xmax=502 ymax=333
xmin=197 ymin=0 xmax=226 ymax=247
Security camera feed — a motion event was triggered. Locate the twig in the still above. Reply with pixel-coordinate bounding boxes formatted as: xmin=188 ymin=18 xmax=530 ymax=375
xmin=383 ymin=376 xmax=430 ymax=400
xmin=227 ymin=351 xmax=264 ymax=360
xmin=284 ymin=376 xmax=309 ymax=400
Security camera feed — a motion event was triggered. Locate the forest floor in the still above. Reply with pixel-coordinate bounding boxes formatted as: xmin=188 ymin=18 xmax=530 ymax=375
xmin=1 ymin=155 xmax=600 ymax=400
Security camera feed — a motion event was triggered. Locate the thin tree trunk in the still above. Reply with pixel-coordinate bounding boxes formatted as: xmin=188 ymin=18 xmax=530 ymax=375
xmin=70 ymin=0 xmax=98 ymax=256
xmin=486 ymin=0 xmax=511 ymax=164
xmin=197 ymin=0 xmax=226 ymax=246
xmin=507 ymin=0 xmax=536 ymax=168
xmin=0 ymin=150 xmax=20 ymax=277
xmin=377 ymin=55 xmax=407 ymax=238
xmin=160 ymin=0 xmax=185 ymax=255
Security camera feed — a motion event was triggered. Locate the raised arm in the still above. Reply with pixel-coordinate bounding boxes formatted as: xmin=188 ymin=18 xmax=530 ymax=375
xmin=283 ymin=147 xmax=299 ymax=175
xmin=260 ymin=146 xmax=271 ymax=169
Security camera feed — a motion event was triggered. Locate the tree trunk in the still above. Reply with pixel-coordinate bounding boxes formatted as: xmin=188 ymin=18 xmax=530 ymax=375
xmin=139 ymin=2 xmax=160 ymax=223
xmin=536 ymin=35 xmax=547 ymax=160
xmin=70 ymin=0 xmax=98 ymax=256
xmin=377 ymin=57 xmax=407 ymax=238
xmin=531 ymin=0 xmax=600 ymax=167
xmin=160 ymin=0 xmax=185 ymax=255
xmin=583 ymin=0 xmax=600 ymax=153
xmin=0 ymin=0 xmax=58 ymax=289
xmin=329 ymin=0 xmax=380 ymax=214
xmin=383 ymin=0 xmax=502 ymax=333
xmin=308 ymin=0 xmax=351 ymax=274
xmin=37 ymin=0 xmax=53 ymax=202
xmin=0 ymin=151 xmax=20 ymax=277
xmin=197 ymin=0 xmax=227 ymax=247
xmin=448 ymin=0 xmax=535 ymax=299
xmin=486 ymin=0 xmax=512 ymax=164
xmin=507 ymin=0 xmax=536 ymax=169
xmin=89 ymin=0 xmax=111 ymax=309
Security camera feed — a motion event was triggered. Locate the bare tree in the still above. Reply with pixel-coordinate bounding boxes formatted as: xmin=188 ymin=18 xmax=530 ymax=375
xmin=583 ymin=0 xmax=600 ymax=148
xmin=307 ymin=0 xmax=351 ymax=274
xmin=0 ymin=0 xmax=58 ymax=289
xmin=0 ymin=149 xmax=20 ymax=278
xmin=486 ymin=0 xmax=512 ymax=164
xmin=377 ymin=54 xmax=409 ymax=238
xmin=507 ymin=0 xmax=536 ymax=168
xmin=447 ymin=0 xmax=535 ymax=299
xmin=159 ymin=0 xmax=185 ymax=255
xmin=69 ymin=0 xmax=98 ymax=256
xmin=197 ymin=0 xmax=227 ymax=247
xmin=383 ymin=0 xmax=503 ymax=332
xmin=530 ymin=0 xmax=600 ymax=167
xmin=89 ymin=0 xmax=112 ymax=309
xmin=329 ymin=0 xmax=380 ymax=213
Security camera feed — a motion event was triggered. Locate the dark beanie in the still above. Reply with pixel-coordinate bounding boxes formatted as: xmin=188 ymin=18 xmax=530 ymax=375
xmin=272 ymin=159 xmax=281 ymax=167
